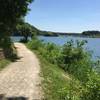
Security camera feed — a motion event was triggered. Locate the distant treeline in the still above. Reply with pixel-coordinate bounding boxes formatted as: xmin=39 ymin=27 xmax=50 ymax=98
xmin=12 ymin=22 xmax=100 ymax=38
xmin=82 ymin=31 xmax=100 ymax=36
xmin=40 ymin=30 xmax=100 ymax=37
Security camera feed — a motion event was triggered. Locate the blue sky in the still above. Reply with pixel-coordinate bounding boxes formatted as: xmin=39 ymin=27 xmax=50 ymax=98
xmin=25 ymin=0 xmax=100 ymax=33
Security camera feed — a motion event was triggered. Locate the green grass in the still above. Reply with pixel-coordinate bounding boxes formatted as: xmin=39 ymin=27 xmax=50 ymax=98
xmin=0 ymin=59 xmax=10 ymax=71
xmin=28 ymin=50 xmax=83 ymax=100
xmin=39 ymin=55 xmax=69 ymax=100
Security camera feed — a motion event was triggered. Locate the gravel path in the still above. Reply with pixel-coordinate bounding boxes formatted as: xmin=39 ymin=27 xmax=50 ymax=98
xmin=0 ymin=43 xmax=42 ymax=100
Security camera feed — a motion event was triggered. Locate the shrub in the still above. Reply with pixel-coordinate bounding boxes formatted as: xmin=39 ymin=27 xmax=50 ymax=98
xmin=81 ymin=72 xmax=100 ymax=100
xmin=27 ymin=37 xmax=43 ymax=50
xmin=27 ymin=37 xmax=100 ymax=100
xmin=39 ymin=43 xmax=61 ymax=64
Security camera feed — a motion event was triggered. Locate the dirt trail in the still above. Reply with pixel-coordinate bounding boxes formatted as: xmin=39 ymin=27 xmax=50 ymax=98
xmin=0 ymin=43 xmax=42 ymax=100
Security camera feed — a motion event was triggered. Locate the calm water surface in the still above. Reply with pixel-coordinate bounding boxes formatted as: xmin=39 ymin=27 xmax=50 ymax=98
xmin=11 ymin=36 xmax=31 ymax=42
xmin=38 ymin=36 xmax=100 ymax=59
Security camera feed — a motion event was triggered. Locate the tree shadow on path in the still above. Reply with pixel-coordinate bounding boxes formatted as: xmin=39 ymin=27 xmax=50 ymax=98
xmin=0 ymin=94 xmax=28 ymax=100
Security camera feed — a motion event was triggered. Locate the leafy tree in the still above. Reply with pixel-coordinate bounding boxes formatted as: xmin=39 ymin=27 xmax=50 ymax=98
xmin=0 ymin=0 xmax=33 ymax=43
xmin=0 ymin=0 xmax=33 ymax=58
xmin=15 ymin=22 xmax=38 ymax=42
xmin=18 ymin=23 xmax=32 ymax=42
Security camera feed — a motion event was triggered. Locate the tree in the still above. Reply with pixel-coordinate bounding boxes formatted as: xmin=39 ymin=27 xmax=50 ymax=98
xmin=18 ymin=23 xmax=32 ymax=42
xmin=0 ymin=0 xmax=33 ymax=58
xmin=0 ymin=0 xmax=33 ymax=43
xmin=15 ymin=22 xmax=38 ymax=42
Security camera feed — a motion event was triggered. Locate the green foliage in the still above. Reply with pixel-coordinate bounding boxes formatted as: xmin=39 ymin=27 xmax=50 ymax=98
xmin=39 ymin=43 xmax=61 ymax=64
xmin=81 ymin=72 xmax=100 ymax=100
xmin=17 ymin=23 xmax=32 ymax=42
xmin=16 ymin=22 xmax=38 ymax=36
xmin=58 ymin=40 xmax=93 ymax=83
xmin=27 ymin=38 xmax=100 ymax=100
xmin=0 ymin=0 xmax=33 ymax=34
xmin=27 ymin=37 xmax=43 ymax=50
xmin=29 ymin=47 xmax=83 ymax=100
xmin=62 ymin=40 xmax=87 ymax=63
xmin=0 ymin=0 xmax=33 ymax=58
xmin=27 ymin=39 xmax=61 ymax=64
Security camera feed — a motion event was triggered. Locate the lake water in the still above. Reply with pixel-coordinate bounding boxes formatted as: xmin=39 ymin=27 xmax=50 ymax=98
xmin=11 ymin=36 xmax=31 ymax=42
xmin=11 ymin=36 xmax=100 ymax=60
xmin=38 ymin=36 xmax=100 ymax=59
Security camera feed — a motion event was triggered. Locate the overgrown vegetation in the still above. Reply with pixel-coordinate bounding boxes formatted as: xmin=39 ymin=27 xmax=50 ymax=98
xmin=27 ymin=37 xmax=100 ymax=100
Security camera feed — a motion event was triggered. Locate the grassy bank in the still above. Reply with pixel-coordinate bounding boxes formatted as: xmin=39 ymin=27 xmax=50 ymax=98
xmin=0 ymin=59 xmax=10 ymax=71
xmin=27 ymin=45 xmax=83 ymax=100
xmin=36 ymin=52 xmax=85 ymax=100
xmin=27 ymin=37 xmax=100 ymax=100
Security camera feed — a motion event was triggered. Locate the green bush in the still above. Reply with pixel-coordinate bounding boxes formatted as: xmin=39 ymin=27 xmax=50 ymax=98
xmin=27 ymin=37 xmax=43 ymax=50
xmin=27 ymin=37 xmax=100 ymax=100
xmin=39 ymin=43 xmax=61 ymax=64
xmin=81 ymin=72 xmax=100 ymax=100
